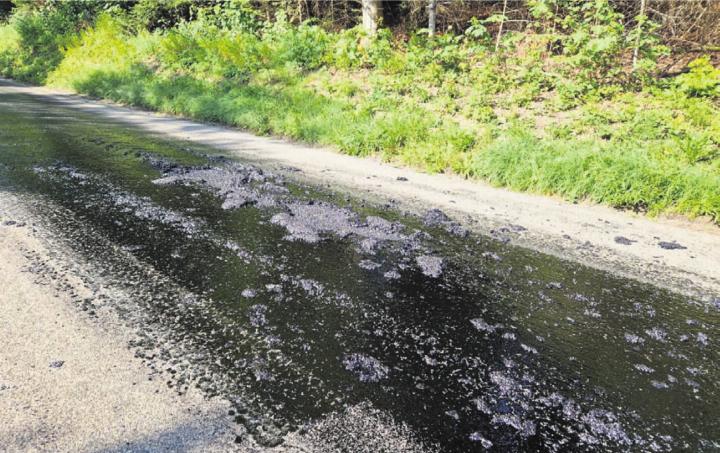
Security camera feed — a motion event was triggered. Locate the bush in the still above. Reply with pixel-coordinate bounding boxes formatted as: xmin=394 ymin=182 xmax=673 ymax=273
xmin=46 ymin=13 xmax=155 ymax=88
xmin=0 ymin=1 xmax=98 ymax=82
xmin=328 ymin=27 xmax=395 ymax=70
xmin=263 ymin=13 xmax=329 ymax=71
xmin=0 ymin=23 xmax=20 ymax=69
xmin=130 ymin=0 xmax=198 ymax=31
xmin=196 ymin=0 xmax=261 ymax=33
xmin=675 ymin=56 xmax=720 ymax=98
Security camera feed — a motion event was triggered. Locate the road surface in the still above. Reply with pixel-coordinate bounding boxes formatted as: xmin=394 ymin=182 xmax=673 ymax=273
xmin=0 ymin=80 xmax=718 ymax=452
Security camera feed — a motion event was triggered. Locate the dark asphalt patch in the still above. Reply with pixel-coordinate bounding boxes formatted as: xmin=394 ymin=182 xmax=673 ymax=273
xmin=614 ymin=236 xmax=636 ymax=245
xmin=1 ymin=90 xmax=718 ymax=452
xmin=658 ymin=241 xmax=687 ymax=250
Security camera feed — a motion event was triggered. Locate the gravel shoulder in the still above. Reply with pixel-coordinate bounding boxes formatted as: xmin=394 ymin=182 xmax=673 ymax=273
xmin=1 ymin=80 xmax=715 ymax=299
xmin=0 ymin=195 xmax=240 ymax=452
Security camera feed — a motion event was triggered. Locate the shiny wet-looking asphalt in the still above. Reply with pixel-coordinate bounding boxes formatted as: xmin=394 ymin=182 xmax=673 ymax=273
xmin=0 ymin=88 xmax=718 ymax=452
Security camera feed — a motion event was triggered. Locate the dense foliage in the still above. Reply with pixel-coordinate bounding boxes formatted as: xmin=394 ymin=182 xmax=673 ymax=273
xmin=0 ymin=0 xmax=719 ymax=222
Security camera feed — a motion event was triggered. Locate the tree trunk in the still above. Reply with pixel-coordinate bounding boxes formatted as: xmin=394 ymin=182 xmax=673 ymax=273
xmin=362 ymin=0 xmax=383 ymax=34
xmin=632 ymin=0 xmax=648 ymax=71
xmin=428 ymin=0 xmax=437 ymax=36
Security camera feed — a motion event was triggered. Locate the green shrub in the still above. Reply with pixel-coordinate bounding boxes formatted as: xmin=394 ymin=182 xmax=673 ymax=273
xmin=194 ymin=0 xmax=261 ymax=33
xmin=328 ymin=26 xmax=394 ymax=70
xmin=0 ymin=23 xmax=20 ymax=76
xmin=0 ymin=1 xmax=100 ymax=82
xmin=263 ymin=13 xmax=329 ymax=71
xmin=675 ymin=56 xmax=720 ymax=98
xmin=130 ymin=0 xmax=198 ymax=31
xmin=47 ymin=14 xmax=154 ymax=88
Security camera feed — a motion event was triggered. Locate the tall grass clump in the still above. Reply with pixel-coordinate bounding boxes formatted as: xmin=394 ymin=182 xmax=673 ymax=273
xmin=471 ymin=127 xmax=720 ymax=221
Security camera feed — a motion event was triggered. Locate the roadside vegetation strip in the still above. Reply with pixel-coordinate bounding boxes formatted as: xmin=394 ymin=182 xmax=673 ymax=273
xmin=0 ymin=1 xmax=718 ymax=222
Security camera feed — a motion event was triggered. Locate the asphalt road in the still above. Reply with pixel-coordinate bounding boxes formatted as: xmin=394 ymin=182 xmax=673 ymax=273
xmin=0 ymin=80 xmax=718 ymax=452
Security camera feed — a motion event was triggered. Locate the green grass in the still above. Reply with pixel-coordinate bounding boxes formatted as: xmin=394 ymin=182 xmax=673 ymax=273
xmin=471 ymin=127 xmax=720 ymax=218
xmin=1 ymin=11 xmax=718 ymax=223
xmin=69 ymin=65 xmax=441 ymax=159
xmin=0 ymin=23 xmax=20 ymax=76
